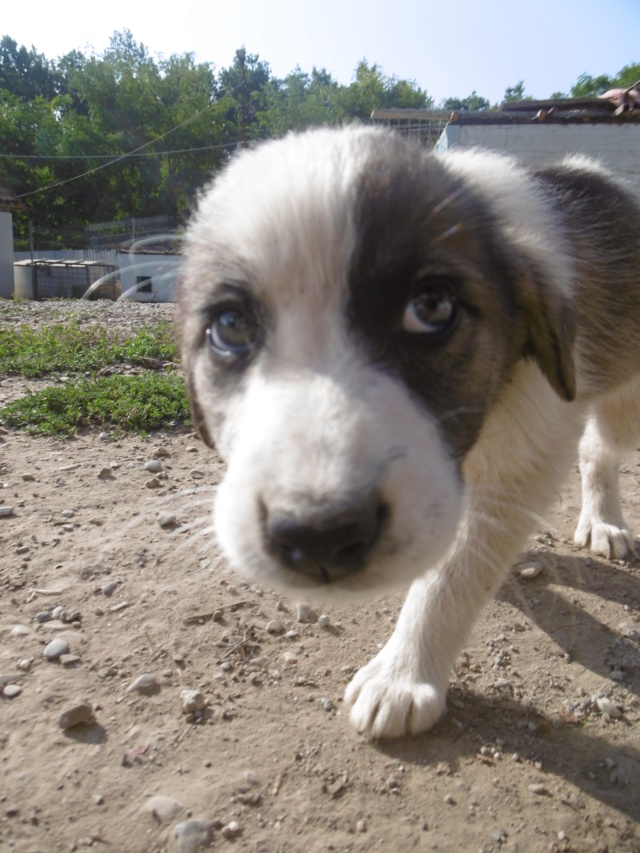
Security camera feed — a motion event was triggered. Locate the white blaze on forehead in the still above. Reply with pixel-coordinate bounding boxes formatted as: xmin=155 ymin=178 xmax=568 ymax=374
xmin=188 ymin=128 xmax=379 ymax=310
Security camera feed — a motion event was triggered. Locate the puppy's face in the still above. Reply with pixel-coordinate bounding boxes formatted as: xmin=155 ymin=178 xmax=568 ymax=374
xmin=178 ymin=128 xmax=572 ymax=596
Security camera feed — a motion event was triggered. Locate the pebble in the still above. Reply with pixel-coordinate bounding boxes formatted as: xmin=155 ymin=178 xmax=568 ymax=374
xmin=21 ymin=473 xmax=35 ymax=481
xmin=221 ymin=821 xmax=242 ymax=839
xmin=99 ymin=431 xmax=109 ymax=441
xmin=296 ymin=602 xmax=312 ymax=623
xmin=145 ymin=459 xmax=163 ymax=473
xmin=180 ymin=689 xmax=207 ymax=714
xmin=52 ymin=605 xmax=65 ymax=620
xmin=153 ymin=447 xmax=170 ymax=458
xmin=61 ymin=509 xmax=75 ymax=518
xmin=60 ymin=654 xmax=81 ymax=667
xmin=157 ymin=513 xmax=177 ymax=528
xmin=266 ymin=619 xmax=284 ymax=635
xmin=318 ymin=697 xmax=333 ymax=712
xmin=443 ymin=794 xmax=456 ymax=805
xmin=3 ymin=684 xmax=22 ymax=698
xmin=528 ymin=783 xmax=549 ymax=796
xmin=174 ymin=819 xmax=214 ymax=853
xmin=189 ymin=469 xmax=205 ymax=479
xmin=317 ymin=613 xmax=331 ymax=628
xmin=0 ymin=673 xmax=23 ymax=686
xmin=519 ymin=562 xmax=542 ymax=579
xmin=102 ymin=581 xmax=118 ymax=597
xmin=58 ymin=702 xmax=96 ymax=730
xmin=0 ymin=506 xmax=14 ymax=517
xmin=36 ymin=610 xmax=52 ymax=623
xmin=618 ymin=621 xmax=640 ymax=640
xmin=596 ymin=697 xmax=622 ymax=718
xmin=356 ymin=819 xmax=367 ymax=833
xmin=127 ymin=673 xmax=159 ymax=695
xmin=43 ymin=637 xmax=70 ymax=660
xmin=97 ymin=467 xmax=112 ymax=479
xmin=141 ymin=794 xmax=183 ymax=823
xmin=17 ymin=659 xmax=32 ymax=671
xmin=282 ymin=652 xmax=298 ymax=665
xmin=11 ymin=625 xmax=30 ymax=637
xmin=145 ymin=477 xmax=160 ymax=489
xmin=186 ymin=445 xmax=198 ymax=453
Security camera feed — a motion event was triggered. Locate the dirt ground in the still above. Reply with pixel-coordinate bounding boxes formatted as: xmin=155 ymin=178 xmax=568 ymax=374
xmin=1 ymin=301 xmax=639 ymax=853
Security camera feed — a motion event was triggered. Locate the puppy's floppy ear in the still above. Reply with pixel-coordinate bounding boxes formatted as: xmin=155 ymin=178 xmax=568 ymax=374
xmin=515 ymin=256 xmax=576 ymax=402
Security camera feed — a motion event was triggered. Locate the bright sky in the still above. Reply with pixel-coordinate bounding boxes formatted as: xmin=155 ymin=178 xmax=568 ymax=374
xmin=3 ymin=0 xmax=639 ymax=104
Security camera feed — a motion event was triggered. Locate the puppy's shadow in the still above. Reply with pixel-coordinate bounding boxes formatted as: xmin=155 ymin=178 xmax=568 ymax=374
xmin=497 ymin=551 xmax=639 ymax=696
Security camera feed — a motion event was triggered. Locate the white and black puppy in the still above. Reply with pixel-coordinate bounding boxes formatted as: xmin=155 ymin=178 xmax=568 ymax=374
xmin=178 ymin=126 xmax=640 ymax=739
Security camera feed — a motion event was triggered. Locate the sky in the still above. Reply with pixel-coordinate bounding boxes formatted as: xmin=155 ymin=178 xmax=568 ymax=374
xmin=3 ymin=0 xmax=639 ymax=105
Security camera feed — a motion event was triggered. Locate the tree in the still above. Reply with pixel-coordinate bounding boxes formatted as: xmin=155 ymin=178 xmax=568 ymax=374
xmin=442 ymin=91 xmax=491 ymax=111
xmin=503 ymin=81 xmax=531 ymax=103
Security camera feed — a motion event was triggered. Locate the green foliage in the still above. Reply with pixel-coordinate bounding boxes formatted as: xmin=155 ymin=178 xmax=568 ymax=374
xmin=503 ymin=81 xmax=531 ymax=103
xmin=571 ymin=63 xmax=640 ymax=97
xmin=442 ymin=91 xmax=492 ymax=111
xmin=0 ymin=372 xmax=190 ymax=435
xmin=0 ymin=320 xmax=178 ymax=377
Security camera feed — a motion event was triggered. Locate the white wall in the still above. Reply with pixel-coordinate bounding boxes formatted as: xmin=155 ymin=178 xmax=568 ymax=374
xmin=439 ymin=123 xmax=640 ymax=189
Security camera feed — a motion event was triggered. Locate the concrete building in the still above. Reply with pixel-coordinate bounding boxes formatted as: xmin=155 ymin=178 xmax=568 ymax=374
xmin=0 ymin=176 xmax=25 ymax=298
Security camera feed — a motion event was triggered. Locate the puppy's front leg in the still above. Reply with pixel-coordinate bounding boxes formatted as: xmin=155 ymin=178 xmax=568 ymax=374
xmin=344 ymin=513 xmax=514 ymax=739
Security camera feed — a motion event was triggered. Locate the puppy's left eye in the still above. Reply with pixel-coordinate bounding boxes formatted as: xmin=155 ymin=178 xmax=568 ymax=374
xmin=403 ymin=283 xmax=458 ymax=335
xmin=206 ymin=309 xmax=260 ymax=359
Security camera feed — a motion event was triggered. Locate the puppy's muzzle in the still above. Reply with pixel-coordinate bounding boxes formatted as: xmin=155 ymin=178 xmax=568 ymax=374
xmin=261 ymin=496 xmax=389 ymax=583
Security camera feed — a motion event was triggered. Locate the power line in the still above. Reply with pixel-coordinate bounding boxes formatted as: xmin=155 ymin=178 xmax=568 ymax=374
xmin=0 ymin=143 xmax=235 ymax=160
xmin=15 ymin=85 xmax=243 ymax=200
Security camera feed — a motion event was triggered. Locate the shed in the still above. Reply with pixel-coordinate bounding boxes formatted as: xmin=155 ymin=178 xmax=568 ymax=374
xmin=0 ymin=176 xmax=26 ymax=298
xmin=372 ymin=91 xmax=640 ymax=189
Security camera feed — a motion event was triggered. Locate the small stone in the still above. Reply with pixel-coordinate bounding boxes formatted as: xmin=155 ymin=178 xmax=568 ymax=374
xmin=51 ymin=605 xmax=65 ymax=620
xmin=60 ymin=654 xmax=81 ymax=667
xmin=443 ymin=794 xmax=455 ymax=805
xmin=17 ymin=659 xmax=32 ymax=671
xmin=102 ymin=581 xmax=118 ymax=597
xmin=141 ymin=795 xmax=183 ymax=823
xmin=318 ymin=697 xmax=333 ymax=711
xmin=58 ymin=702 xmax=96 ymax=730
xmin=186 ymin=445 xmax=198 ymax=453
xmin=21 ymin=473 xmax=35 ymax=481
xmin=528 ymin=783 xmax=549 ymax=796
xmin=610 ymin=669 xmax=626 ymax=682
xmin=127 ymin=674 xmax=159 ymax=695
xmin=61 ymin=509 xmax=75 ymax=518
xmin=145 ymin=477 xmax=160 ymax=489
xmin=596 ymin=697 xmax=622 ymax=718
xmin=36 ymin=610 xmax=52 ymax=623
xmin=356 ymin=819 xmax=367 ymax=832
xmin=180 ymin=689 xmax=207 ymax=714
xmin=11 ymin=625 xmax=30 ymax=637
xmin=93 ymin=794 xmax=104 ymax=805
xmin=3 ymin=684 xmax=22 ymax=698
xmin=43 ymin=637 xmax=70 ymax=660
xmin=157 ymin=513 xmax=177 ymax=528
xmin=61 ymin=523 xmax=74 ymax=532
xmin=317 ymin=613 xmax=331 ymax=628
xmin=97 ymin=467 xmax=112 ymax=479
xmin=296 ymin=602 xmax=312 ymax=623
xmin=618 ymin=622 xmax=640 ymax=640
xmin=0 ymin=506 xmax=14 ymax=517
xmin=189 ymin=469 xmax=205 ymax=479
xmin=266 ymin=619 xmax=284 ymax=635
xmin=99 ymin=431 xmax=109 ymax=441
xmin=153 ymin=447 xmax=170 ymax=458
xmin=282 ymin=652 xmax=298 ymax=665
xmin=519 ymin=562 xmax=542 ymax=579
xmin=145 ymin=459 xmax=163 ymax=473
xmin=221 ymin=820 xmax=242 ymax=839
xmin=174 ymin=819 xmax=214 ymax=853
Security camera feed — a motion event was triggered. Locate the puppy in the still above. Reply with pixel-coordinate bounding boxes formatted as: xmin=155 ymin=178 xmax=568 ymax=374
xmin=178 ymin=126 xmax=640 ymax=739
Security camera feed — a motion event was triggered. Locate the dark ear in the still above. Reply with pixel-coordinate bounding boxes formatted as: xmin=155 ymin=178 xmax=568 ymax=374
xmin=515 ymin=258 xmax=576 ymax=402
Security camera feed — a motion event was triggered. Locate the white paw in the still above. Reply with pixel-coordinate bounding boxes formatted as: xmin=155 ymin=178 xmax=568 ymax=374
xmin=574 ymin=517 xmax=638 ymax=560
xmin=344 ymin=650 xmax=447 ymax=739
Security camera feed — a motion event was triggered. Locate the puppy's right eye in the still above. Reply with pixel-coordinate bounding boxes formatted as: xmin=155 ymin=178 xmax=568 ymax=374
xmin=206 ymin=309 xmax=260 ymax=359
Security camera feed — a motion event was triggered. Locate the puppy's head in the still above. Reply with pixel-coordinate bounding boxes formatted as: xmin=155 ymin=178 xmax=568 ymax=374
xmin=178 ymin=127 xmax=574 ymax=597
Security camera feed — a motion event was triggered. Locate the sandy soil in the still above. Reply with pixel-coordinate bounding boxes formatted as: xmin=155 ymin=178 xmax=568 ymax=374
xmin=0 ymin=301 xmax=639 ymax=853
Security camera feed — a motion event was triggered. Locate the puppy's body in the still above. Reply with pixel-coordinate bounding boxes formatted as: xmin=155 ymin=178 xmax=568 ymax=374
xmin=179 ymin=127 xmax=640 ymax=738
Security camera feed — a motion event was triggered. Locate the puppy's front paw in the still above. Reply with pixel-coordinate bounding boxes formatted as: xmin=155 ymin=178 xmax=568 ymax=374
xmin=344 ymin=649 xmax=446 ymax=739
xmin=574 ymin=516 xmax=638 ymax=559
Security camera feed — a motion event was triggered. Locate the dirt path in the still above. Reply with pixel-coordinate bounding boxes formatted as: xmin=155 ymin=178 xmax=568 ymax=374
xmin=1 ymin=302 xmax=639 ymax=852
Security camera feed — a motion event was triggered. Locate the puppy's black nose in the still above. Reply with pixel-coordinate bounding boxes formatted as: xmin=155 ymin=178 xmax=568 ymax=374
xmin=263 ymin=498 xmax=388 ymax=582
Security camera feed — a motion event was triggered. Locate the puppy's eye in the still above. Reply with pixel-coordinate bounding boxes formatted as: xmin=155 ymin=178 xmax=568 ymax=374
xmin=403 ymin=283 xmax=458 ymax=335
xmin=206 ymin=309 xmax=260 ymax=358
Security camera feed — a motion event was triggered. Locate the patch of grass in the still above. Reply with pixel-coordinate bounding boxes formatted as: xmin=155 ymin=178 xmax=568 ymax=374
xmin=0 ymin=321 xmax=179 ymax=377
xmin=0 ymin=372 xmax=191 ymax=436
